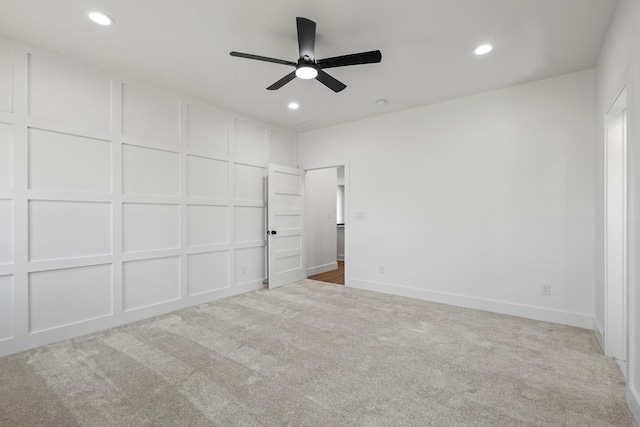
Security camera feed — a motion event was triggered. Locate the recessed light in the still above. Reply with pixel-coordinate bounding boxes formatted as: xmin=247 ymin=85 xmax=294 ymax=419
xmin=375 ymin=99 xmax=387 ymax=106
xmin=288 ymin=102 xmax=300 ymax=110
xmin=474 ymin=44 xmax=493 ymax=55
xmin=87 ymin=11 xmax=115 ymax=26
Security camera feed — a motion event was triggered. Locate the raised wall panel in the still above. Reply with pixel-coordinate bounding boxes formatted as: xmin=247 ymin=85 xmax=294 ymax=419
xmin=234 ymin=247 xmax=265 ymax=285
xmin=123 ymin=203 xmax=179 ymax=253
xmin=122 ymin=144 xmax=179 ymax=196
xmin=235 ymin=120 xmax=266 ymax=164
xmin=0 ymin=123 xmax=11 ymax=189
xmin=122 ymin=84 xmax=179 ymax=146
xmin=29 ymin=265 xmax=112 ymax=333
xmin=123 ymin=257 xmax=180 ymax=311
xmin=0 ymin=45 xmax=11 ymax=113
xmin=187 ymin=156 xmax=228 ymax=199
xmin=0 ymin=36 xmax=299 ymax=357
xmin=187 ymin=251 xmax=229 ymax=296
xmin=0 ymin=275 xmax=13 ymax=340
xmin=234 ymin=164 xmax=264 ymax=203
xmin=28 ymin=128 xmax=111 ymax=193
xmin=187 ymin=104 xmax=228 ymax=158
xmin=29 ymin=201 xmax=111 ymax=261
xmin=28 ymin=54 xmax=111 ymax=131
xmin=187 ymin=205 xmax=228 ymax=247
xmin=270 ymin=130 xmax=297 ymax=167
xmin=234 ymin=207 xmax=264 ymax=243
xmin=0 ymin=200 xmax=12 ymax=265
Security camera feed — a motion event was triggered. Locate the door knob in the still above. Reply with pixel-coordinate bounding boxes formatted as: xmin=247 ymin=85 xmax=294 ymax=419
xmin=268 ymin=230 xmax=277 ymax=235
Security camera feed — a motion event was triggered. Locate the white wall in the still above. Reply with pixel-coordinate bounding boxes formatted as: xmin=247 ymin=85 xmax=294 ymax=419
xmin=0 ymin=37 xmax=297 ymax=357
xmin=337 ymin=166 xmax=345 ymax=224
xmin=596 ymin=0 xmax=640 ymax=421
xmin=299 ymin=70 xmax=596 ymax=328
xmin=306 ymin=168 xmax=338 ymax=275
xmin=337 ymin=185 xmax=345 ymax=224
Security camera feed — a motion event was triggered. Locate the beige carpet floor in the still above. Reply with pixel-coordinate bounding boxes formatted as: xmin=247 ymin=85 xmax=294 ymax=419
xmin=0 ymin=280 xmax=636 ymax=426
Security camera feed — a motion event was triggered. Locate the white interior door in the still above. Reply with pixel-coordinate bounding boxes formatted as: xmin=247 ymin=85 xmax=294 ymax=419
xmin=267 ymin=164 xmax=306 ymax=289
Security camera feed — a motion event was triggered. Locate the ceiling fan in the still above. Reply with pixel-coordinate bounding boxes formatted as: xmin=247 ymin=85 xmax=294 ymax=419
xmin=230 ymin=17 xmax=382 ymax=93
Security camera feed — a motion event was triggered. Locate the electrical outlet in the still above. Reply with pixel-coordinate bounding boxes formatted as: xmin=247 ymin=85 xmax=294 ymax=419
xmin=541 ymin=284 xmax=551 ymax=296
xmin=379 ymin=265 xmax=384 ymax=274
xmin=241 ymin=265 xmax=246 ymax=275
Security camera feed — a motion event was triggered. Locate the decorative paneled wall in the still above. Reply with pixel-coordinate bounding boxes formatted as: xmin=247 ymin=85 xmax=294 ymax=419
xmin=0 ymin=38 xmax=297 ymax=356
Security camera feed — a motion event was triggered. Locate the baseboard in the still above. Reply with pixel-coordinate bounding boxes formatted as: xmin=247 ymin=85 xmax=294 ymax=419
xmin=593 ymin=318 xmax=605 ymax=353
xmin=337 ymin=255 xmax=345 ymax=261
xmin=307 ymin=262 xmax=338 ymax=276
xmin=616 ymin=359 xmax=629 ymax=379
xmin=348 ymin=278 xmax=594 ymax=329
xmin=0 ymin=280 xmax=265 ymax=358
xmin=628 ymin=386 xmax=640 ymax=426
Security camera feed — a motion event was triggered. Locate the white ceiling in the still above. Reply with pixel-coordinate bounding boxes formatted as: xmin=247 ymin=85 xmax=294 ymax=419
xmin=0 ymin=0 xmax=619 ymax=132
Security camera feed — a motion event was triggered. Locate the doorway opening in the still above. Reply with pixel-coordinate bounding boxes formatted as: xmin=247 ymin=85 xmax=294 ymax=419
xmin=605 ymin=86 xmax=628 ymax=375
xmin=305 ymin=163 xmax=349 ymax=286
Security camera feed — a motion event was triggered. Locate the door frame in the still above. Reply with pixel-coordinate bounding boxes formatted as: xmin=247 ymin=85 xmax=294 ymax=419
xmin=300 ymin=159 xmax=351 ymax=286
xmin=604 ymin=84 xmax=629 ymax=374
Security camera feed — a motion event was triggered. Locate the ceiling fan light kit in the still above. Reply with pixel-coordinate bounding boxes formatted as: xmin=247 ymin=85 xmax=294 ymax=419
xmin=295 ymin=65 xmax=318 ymax=80
xmin=230 ymin=17 xmax=382 ymax=92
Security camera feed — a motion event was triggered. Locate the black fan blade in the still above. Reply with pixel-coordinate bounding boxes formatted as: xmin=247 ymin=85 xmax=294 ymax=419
xmin=317 ymin=50 xmax=382 ymax=69
xmin=267 ymin=71 xmax=297 ymax=90
xmin=296 ymin=17 xmax=316 ymax=59
xmin=316 ymin=70 xmax=346 ymax=93
xmin=230 ymin=51 xmax=297 ymax=67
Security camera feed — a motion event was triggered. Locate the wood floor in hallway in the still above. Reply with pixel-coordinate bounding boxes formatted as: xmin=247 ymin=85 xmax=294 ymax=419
xmin=308 ymin=261 xmax=344 ymax=285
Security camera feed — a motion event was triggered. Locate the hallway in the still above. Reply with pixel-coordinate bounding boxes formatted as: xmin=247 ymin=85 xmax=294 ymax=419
xmin=308 ymin=261 xmax=344 ymax=285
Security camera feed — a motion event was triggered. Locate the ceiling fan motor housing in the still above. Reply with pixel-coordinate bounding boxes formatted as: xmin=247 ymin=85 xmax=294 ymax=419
xmin=229 ymin=17 xmax=382 ymax=92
